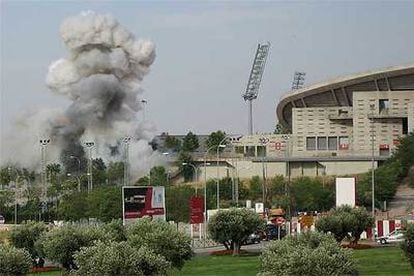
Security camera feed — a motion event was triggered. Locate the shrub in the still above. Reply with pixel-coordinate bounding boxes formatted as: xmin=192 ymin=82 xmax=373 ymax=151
xmin=401 ymin=223 xmax=414 ymax=268
xmin=258 ymin=231 xmax=357 ymax=276
xmin=9 ymin=221 xmax=47 ymax=263
xmin=208 ymin=208 xmax=263 ymax=255
xmin=0 ymin=243 xmax=32 ymax=275
xmin=127 ymin=218 xmax=193 ymax=269
xmin=73 ymin=241 xmax=170 ymax=275
xmin=35 ymin=224 xmax=106 ymax=270
xmin=316 ymin=205 xmax=374 ymax=244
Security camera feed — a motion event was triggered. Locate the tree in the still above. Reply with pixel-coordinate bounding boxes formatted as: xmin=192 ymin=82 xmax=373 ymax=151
xmin=127 ymin=218 xmax=193 ymax=269
xmin=178 ymin=152 xmax=194 ymax=182
xmin=0 ymin=244 xmax=32 ymax=275
xmin=87 ymin=186 xmax=122 ymax=222
xmin=393 ymin=132 xmax=414 ymax=176
xmin=92 ymin=158 xmax=107 ymax=186
xmin=291 ymin=177 xmax=334 ymax=212
xmin=58 ymin=191 xmax=89 ymax=221
xmin=73 ymin=241 xmax=170 ymax=276
xmin=401 ymin=223 xmax=414 ymax=268
xmin=36 ymin=224 xmax=107 ymax=270
xmin=248 ymin=176 xmax=263 ymax=200
xmin=107 ymin=161 xmax=124 ymax=186
xmin=166 ymin=186 xmax=195 ymax=223
xmin=10 ymin=221 xmax=47 ymax=264
xmin=136 ymin=166 xmax=169 ymax=186
xmin=315 ymin=205 xmax=374 ymax=245
xmin=258 ymin=231 xmax=357 ymax=276
xmin=273 ymin=123 xmax=290 ymax=134
xmin=208 ymin=208 xmax=263 ymax=255
xmin=205 ymin=130 xmax=227 ymax=152
xmin=182 ymin=131 xmax=199 ymax=152
xmin=164 ymin=135 xmax=181 ymax=152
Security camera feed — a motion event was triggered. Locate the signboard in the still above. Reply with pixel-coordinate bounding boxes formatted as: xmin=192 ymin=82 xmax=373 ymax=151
xmin=255 ymin=203 xmax=264 ymax=214
xmin=335 ymin=177 xmax=355 ymax=207
xmin=190 ymin=196 xmax=204 ymax=224
xmin=122 ymin=186 xmax=165 ymax=225
xmin=300 ymin=215 xmax=313 ymax=228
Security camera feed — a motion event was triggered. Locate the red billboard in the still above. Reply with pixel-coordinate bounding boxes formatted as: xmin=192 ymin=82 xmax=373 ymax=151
xmin=122 ymin=186 xmax=165 ymax=225
xmin=190 ymin=196 xmax=204 ymax=224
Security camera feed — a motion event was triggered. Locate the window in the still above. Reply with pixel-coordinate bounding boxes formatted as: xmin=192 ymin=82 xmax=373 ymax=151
xmin=306 ymin=137 xmax=316 ymax=151
xmin=328 ymin=137 xmax=338 ymax=150
xmin=402 ymin=118 xmax=408 ymax=134
xmin=257 ymin=146 xmax=266 ymax=157
xmin=379 ymin=99 xmax=389 ymax=113
xmin=235 ymin=146 xmax=244 ymax=154
xmin=339 ymin=136 xmax=349 ymax=150
xmin=317 ymin=137 xmax=327 ymax=150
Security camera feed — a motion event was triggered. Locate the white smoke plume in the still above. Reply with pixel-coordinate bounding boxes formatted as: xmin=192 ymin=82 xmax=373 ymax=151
xmin=2 ymin=11 xmax=163 ymax=179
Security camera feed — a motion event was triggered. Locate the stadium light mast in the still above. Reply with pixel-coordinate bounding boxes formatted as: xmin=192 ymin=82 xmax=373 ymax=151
xmin=242 ymin=42 xmax=270 ymax=135
xmin=292 ymin=71 xmax=306 ymax=90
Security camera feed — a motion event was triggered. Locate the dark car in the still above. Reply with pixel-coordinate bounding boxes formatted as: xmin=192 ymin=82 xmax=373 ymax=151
xmin=242 ymin=232 xmax=261 ymax=245
xmin=265 ymin=224 xmax=286 ymax=240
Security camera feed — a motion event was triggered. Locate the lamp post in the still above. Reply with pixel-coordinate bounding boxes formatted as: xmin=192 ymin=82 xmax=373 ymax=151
xmin=259 ymin=137 xmax=269 ymax=210
xmin=235 ymin=166 xmax=252 ymax=207
xmin=216 ymin=136 xmax=228 ymax=210
xmin=182 ymin=163 xmax=198 ymax=194
xmin=123 ymin=137 xmax=131 ymax=186
xmin=369 ymin=104 xmax=376 ymax=219
xmin=204 ymin=145 xmax=217 ymax=239
xmin=69 ymin=156 xmax=81 ymax=191
xmin=141 ymin=99 xmax=147 ymax=121
xmin=39 ymin=138 xmax=50 ymax=217
xmin=84 ymin=142 xmax=95 ymax=193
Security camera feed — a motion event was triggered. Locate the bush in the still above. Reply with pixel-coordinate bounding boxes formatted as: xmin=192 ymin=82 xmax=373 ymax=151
xmin=401 ymin=223 xmax=414 ymax=268
xmin=0 ymin=243 xmax=32 ymax=275
xmin=35 ymin=224 xmax=106 ymax=270
xmin=9 ymin=221 xmax=47 ymax=263
xmin=208 ymin=208 xmax=263 ymax=255
xmin=127 ymin=218 xmax=193 ymax=269
xmin=258 ymin=231 xmax=357 ymax=276
xmin=73 ymin=241 xmax=170 ymax=275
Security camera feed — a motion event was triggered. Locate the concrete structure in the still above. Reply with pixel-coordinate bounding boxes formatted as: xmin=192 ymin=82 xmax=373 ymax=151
xmin=157 ymin=64 xmax=414 ymax=181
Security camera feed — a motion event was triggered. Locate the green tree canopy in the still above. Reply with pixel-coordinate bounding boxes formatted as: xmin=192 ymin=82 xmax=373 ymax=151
xmin=164 ymin=135 xmax=182 ymax=152
xmin=182 ymin=131 xmax=199 ymax=152
xmin=208 ymin=208 xmax=263 ymax=255
xmin=205 ymin=130 xmax=227 ymax=152
xmin=166 ymin=185 xmax=195 ymax=223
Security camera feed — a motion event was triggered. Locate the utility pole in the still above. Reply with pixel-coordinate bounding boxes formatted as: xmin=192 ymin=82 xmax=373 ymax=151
xmin=84 ymin=142 xmax=95 ymax=193
xmin=123 ymin=137 xmax=131 ymax=186
xmin=39 ymin=139 xmax=50 ymax=219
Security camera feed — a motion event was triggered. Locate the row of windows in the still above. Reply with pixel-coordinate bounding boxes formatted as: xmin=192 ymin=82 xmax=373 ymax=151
xmin=306 ymin=136 xmax=349 ymax=151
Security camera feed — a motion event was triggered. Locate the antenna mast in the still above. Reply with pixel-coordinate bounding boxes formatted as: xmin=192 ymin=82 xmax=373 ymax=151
xmin=242 ymin=42 xmax=270 ymax=135
xmin=292 ymin=71 xmax=306 ymax=90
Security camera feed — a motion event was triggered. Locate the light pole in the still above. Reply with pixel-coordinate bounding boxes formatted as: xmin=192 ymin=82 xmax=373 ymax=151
xmin=141 ymin=99 xmax=147 ymax=121
xmin=123 ymin=137 xmax=131 ymax=186
xmin=259 ymin=137 xmax=269 ymax=210
xmin=182 ymin=163 xmax=198 ymax=195
xmin=204 ymin=145 xmax=217 ymax=239
xmin=40 ymin=138 xmax=50 ymax=217
xmin=235 ymin=166 xmax=252 ymax=207
xmin=69 ymin=156 xmax=81 ymax=191
xmin=370 ymin=104 xmax=376 ymax=219
xmin=216 ymin=136 xmax=228 ymax=210
xmin=84 ymin=141 xmax=95 ymax=193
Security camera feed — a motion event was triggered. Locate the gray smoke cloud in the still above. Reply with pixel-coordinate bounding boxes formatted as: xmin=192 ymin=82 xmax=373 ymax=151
xmin=2 ymin=11 xmax=164 ymax=179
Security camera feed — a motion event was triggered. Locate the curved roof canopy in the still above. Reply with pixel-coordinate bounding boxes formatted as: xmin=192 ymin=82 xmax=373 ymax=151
xmin=276 ymin=64 xmax=414 ymax=130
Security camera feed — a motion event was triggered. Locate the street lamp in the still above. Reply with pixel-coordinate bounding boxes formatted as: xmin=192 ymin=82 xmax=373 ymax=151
xmin=141 ymin=99 xmax=147 ymax=121
xmin=84 ymin=142 xmax=95 ymax=193
xmin=69 ymin=156 xmax=81 ymax=191
xmin=369 ymin=104 xmax=376 ymax=219
xmin=39 ymin=138 xmax=50 ymax=217
xmin=182 ymin=163 xmax=198 ymax=194
xmin=123 ymin=137 xmax=131 ymax=186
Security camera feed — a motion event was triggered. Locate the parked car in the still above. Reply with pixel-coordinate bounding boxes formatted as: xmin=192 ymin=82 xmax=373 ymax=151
xmin=243 ymin=232 xmax=261 ymax=245
xmin=0 ymin=215 xmax=4 ymax=224
xmin=376 ymin=229 xmax=405 ymax=245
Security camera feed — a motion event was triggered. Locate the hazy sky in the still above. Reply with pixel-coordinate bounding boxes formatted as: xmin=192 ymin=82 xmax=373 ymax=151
xmin=1 ymin=0 xmax=414 ymax=140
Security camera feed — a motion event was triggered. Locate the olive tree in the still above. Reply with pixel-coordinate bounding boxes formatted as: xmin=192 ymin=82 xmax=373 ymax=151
xmin=35 ymin=224 xmax=107 ymax=271
xmin=0 ymin=244 xmax=32 ymax=275
xmin=9 ymin=221 xmax=47 ymax=266
xmin=208 ymin=208 xmax=263 ymax=255
xmin=259 ymin=231 xmax=357 ymax=276
xmin=401 ymin=223 xmax=414 ymax=268
xmin=316 ymin=205 xmax=374 ymax=245
xmin=126 ymin=218 xmax=193 ymax=269
xmin=74 ymin=241 xmax=170 ymax=275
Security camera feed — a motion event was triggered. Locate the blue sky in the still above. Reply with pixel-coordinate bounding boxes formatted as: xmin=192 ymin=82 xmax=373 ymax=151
xmin=1 ymin=1 xmax=414 ymax=139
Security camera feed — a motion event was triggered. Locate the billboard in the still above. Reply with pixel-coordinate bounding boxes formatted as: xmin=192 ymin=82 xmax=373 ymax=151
xmin=122 ymin=186 xmax=165 ymax=225
xmin=335 ymin=177 xmax=355 ymax=207
xmin=190 ymin=196 xmax=204 ymax=224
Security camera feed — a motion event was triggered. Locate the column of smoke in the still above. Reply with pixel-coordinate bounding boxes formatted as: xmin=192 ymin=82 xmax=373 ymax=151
xmin=2 ymin=11 xmax=163 ymax=179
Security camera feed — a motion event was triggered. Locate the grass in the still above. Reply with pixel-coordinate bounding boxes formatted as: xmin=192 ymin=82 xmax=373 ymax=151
xmin=353 ymin=246 xmax=412 ymax=275
xmin=26 ymin=245 xmax=414 ymax=276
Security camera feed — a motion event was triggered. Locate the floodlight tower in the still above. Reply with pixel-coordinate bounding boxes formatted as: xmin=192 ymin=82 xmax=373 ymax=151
xmin=292 ymin=71 xmax=306 ymax=90
xmin=243 ymin=42 xmax=270 ymax=135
